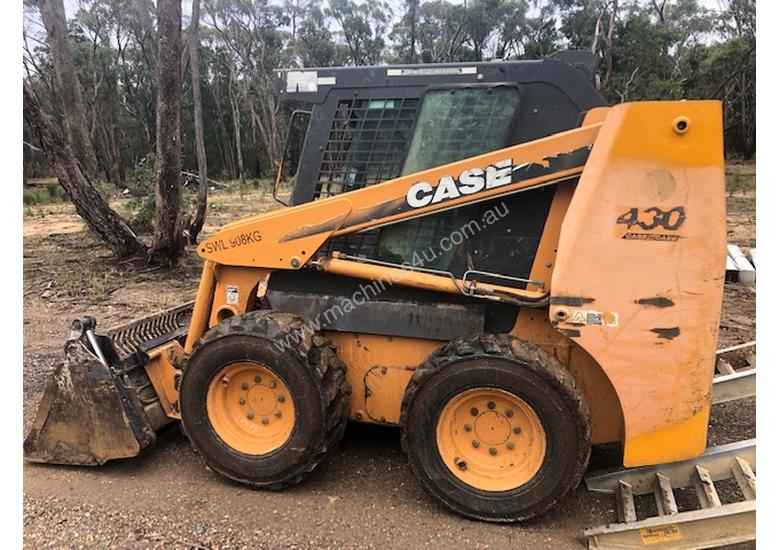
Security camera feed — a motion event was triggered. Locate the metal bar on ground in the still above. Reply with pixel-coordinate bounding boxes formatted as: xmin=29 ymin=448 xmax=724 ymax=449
xmin=715 ymin=357 xmax=735 ymax=375
xmin=731 ymin=456 xmax=756 ymax=500
xmin=691 ymin=465 xmax=720 ymax=509
xmin=653 ymin=473 xmax=678 ymax=516
xmin=584 ymin=500 xmax=755 ymax=550
xmin=586 ymin=439 xmax=755 ymax=495
xmin=616 ymin=481 xmax=636 ymax=523
xmin=716 ymin=341 xmax=756 ymax=355
xmin=712 ymin=368 xmax=756 ymax=404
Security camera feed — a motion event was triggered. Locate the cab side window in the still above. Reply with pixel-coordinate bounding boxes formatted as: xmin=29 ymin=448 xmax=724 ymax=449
xmin=376 ymin=86 xmax=522 ymax=271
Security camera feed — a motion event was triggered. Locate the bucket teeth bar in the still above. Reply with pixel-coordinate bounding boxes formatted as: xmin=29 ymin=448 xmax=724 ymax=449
xmin=105 ymin=301 xmax=193 ymax=357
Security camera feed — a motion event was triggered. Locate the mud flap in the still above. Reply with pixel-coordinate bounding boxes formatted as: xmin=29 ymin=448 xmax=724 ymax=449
xmin=24 ymin=318 xmax=156 ymax=466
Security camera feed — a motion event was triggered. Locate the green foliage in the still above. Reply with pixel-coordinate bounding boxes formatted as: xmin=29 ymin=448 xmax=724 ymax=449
xmin=122 ymin=154 xmax=156 ymax=233
xmin=326 ymin=0 xmax=390 ymax=65
xmin=23 ymin=0 xmax=756 ymax=203
xmin=22 ymin=182 xmax=69 ymax=205
xmin=297 ymin=4 xmax=340 ymax=66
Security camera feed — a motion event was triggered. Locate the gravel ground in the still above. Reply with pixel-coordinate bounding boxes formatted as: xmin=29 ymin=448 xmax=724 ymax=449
xmin=23 ymin=420 xmax=621 ymax=549
xmin=22 ymin=366 xmax=755 ymax=550
xmin=22 ymin=281 xmax=756 ymax=549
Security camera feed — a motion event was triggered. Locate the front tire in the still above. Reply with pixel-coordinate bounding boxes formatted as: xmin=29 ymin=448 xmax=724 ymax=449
xmin=180 ymin=311 xmax=349 ymax=489
xmin=400 ymin=335 xmax=591 ymax=522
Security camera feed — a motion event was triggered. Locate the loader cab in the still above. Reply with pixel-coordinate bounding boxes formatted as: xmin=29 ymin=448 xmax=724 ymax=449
xmin=273 ymin=53 xmax=606 ymax=290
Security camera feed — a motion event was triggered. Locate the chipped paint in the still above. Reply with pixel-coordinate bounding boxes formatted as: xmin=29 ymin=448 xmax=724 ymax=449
xmin=650 ymin=327 xmax=681 ymax=340
xmin=635 ymin=297 xmax=675 ymax=308
xmin=550 ymin=296 xmax=596 ymax=307
xmin=278 ymin=214 xmax=343 ymax=243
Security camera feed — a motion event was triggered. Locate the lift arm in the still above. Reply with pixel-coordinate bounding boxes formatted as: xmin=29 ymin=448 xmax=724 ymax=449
xmin=196 ymin=119 xmax=603 ymax=271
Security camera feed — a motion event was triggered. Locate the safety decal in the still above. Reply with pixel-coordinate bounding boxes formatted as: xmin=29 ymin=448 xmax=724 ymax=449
xmin=639 ymin=524 xmax=682 ymax=545
xmin=226 ymin=285 xmax=239 ymax=306
xmin=568 ymin=310 xmax=619 ymax=328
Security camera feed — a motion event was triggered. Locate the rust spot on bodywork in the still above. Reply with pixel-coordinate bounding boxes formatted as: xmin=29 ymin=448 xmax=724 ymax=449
xmin=343 ymin=196 xmax=408 ymax=228
xmin=650 ymin=327 xmax=680 ymax=340
xmin=636 ymin=297 xmax=675 ymax=308
xmin=550 ymin=296 xmax=595 ymax=307
xmin=278 ymin=215 xmax=343 ymax=243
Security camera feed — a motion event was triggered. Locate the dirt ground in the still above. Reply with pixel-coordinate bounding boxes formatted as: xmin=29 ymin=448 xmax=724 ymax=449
xmin=22 ymin=167 xmax=756 ymax=549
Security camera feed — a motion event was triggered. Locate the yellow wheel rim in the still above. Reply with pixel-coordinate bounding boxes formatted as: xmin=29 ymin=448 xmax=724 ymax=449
xmin=206 ymin=362 xmax=295 ymax=456
xmin=436 ymin=388 xmax=546 ymax=492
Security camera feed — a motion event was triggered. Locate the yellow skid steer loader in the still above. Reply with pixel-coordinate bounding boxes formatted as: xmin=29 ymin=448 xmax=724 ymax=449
xmin=25 ymin=55 xmax=727 ymax=523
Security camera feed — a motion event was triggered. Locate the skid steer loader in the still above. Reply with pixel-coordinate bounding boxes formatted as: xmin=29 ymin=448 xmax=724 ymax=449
xmin=25 ymin=53 xmax=728 ymax=523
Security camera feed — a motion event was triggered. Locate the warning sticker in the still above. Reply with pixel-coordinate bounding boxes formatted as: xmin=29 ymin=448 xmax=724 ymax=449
xmin=567 ymin=310 xmax=619 ymax=328
xmin=226 ymin=285 xmax=239 ymax=306
xmin=570 ymin=311 xmax=587 ymax=325
xmin=639 ymin=525 xmax=682 ymax=545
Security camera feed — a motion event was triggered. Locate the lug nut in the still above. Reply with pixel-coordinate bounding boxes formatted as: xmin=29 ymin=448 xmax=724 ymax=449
xmin=464 ymin=423 xmax=472 ymax=432
xmin=277 ymin=395 xmax=286 ymax=403
xmin=241 ymin=382 xmax=249 ymax=390
xmin=472 ymin=439 xmax=480 ymax=448
xmin=254 ymin=375 xmax=261 ymax=383
xmin=513 ymin=426 xmax=522 ymax=435
xmin=274 ymin=410 xmax=282 ymax=418
xmin=470 ymin=407 xmax=479 ymax=417
xmin=506 ymin=441 xmax=515 ymax=450
xmin=487 ymin=401 xmax=496 ymax=410
xmin=247 ymin=411 xmax=255 ymax=419
xmin=261 ymin=417 xmax=269 ymax=425
xmin=505 ymin=409 xmax=513 ymax=418
xmin=489 ymin=447 xmax=497 ymax=456
xmin=239 ymin=398 xmax=246 ymax=405
xmin=455 ymin=459 xmax=468 ymax=471
xmin=269 ymin=380 xmax=277 ymax=389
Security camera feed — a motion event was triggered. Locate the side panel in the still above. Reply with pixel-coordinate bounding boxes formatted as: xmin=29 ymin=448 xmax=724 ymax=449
xmin=324 ymin=332 xmax=440 ymax=424
xmin=326 ymin=327 xmax=622 ymax=443
xmin=550 ymin=101 xmax=726 ymax=466
xmin=511 ymin=308 xmax=624 ymax=445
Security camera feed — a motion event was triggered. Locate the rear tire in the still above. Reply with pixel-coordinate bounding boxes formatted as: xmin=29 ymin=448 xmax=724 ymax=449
xmin=180 ymin=311 xmax=349 ymax=489
xmin=400 ymin=334 xmax=591 ymax=522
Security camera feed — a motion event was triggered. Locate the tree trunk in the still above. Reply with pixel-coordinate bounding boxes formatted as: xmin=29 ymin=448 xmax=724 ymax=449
xmin=229 ymin=63 xmax=246 ymax=186
xmin=241 ymin=75 xmax=283 ymax=178
xmin=23 ymin=84 xmax=145 ymax=258
xmin=100 ymin=121 xmax=125 ymax=186
xmin=150 ymin=0 xmax=186 ymax=265
xmin=187 ymin=0 xmax=208 ymax=245
xmin=408 ymin=0 xmax=418 ymax=63
xmin=603 ymin=0 xmax=619 ymax=89
xmin=209 ymin=82 xmax=236 ymax=178
xmin=37 ymin=0 xmax=99 ymax=179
